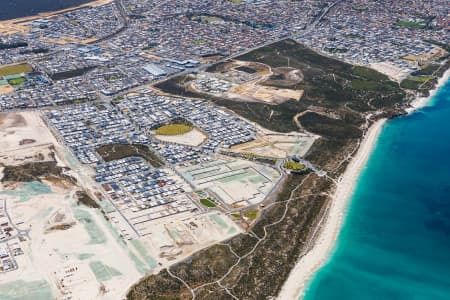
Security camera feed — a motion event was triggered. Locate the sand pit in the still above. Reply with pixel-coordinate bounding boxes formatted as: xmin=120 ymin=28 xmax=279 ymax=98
xmin=263 ymin=67 xmax=304 ymax=87
xmin=154 ymin=127 xmax=207 ymax=146
xmin=193 ymin=60 xmax=303 ymax=104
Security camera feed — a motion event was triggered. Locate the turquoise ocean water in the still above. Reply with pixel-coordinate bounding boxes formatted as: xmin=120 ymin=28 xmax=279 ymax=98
xmin=303 ymin=78 xmax=450 ymax=300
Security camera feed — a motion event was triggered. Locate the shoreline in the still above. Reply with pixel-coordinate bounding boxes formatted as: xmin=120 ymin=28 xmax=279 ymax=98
xmin=278 ymin=68 xmax=450 ymax=300
xmin=277 ymin=118 xmax=386 ymax=300
xmin=407 ymin=67 xmax=450 ymax=113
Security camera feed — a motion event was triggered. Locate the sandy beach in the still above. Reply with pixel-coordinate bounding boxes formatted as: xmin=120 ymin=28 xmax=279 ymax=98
xmin=407 ymin=68 xmax=450 ymax=113
xmin=277 ymin=118 xmax=386 ymax=300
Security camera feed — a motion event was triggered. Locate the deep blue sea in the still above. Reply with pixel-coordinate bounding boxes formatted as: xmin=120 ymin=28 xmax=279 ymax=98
xmin=303 ymin=78 xmax=450 ymax=300
xmin=0 ymin=0 xmax=93 ymax=21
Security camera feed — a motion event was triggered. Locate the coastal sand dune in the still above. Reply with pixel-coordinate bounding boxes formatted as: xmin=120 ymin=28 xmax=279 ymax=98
xmin=277 ymin=119 xmax=386 ymax=300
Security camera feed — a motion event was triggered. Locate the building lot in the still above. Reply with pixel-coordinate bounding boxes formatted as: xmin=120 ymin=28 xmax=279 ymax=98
xmin=230 ymin=133 xmax=317 ymax=159
xmin=179 ymin=158 xmax=281 ymax=208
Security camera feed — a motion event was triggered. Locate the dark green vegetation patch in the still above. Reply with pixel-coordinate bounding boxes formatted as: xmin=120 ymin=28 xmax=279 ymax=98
xmin=200 ymin=198 xmax=217 ymax=207
xmin=96 ymin=144 xmax=164 ymax=167
xmin=1 ymin=161 xmax=72 ymax=183
xmin=402 ymin=60 xmax=450 ymax=95
xmin=76 ymin=191 xmax=100 ymax=209
xmin=400 ymin=76 xmax=434 ymax=90
xmin=7 ymin=77 xmax=26 ymax=85
xmin=395 ymin=20 xmax=426 ymax=29
xmin=282 ymin=161 xmax=305 ymax=171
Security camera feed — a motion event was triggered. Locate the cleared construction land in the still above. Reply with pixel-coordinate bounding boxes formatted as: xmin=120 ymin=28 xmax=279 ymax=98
xmin=179 ymin=158 xmax=281 ymax=208
xmin=187 ymin=60 xmax=305 ymax=104
xmin=230 ymin=133 xmax=317 ymax=159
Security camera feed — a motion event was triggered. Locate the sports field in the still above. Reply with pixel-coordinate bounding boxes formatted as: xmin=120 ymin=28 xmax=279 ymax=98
xmin=0 ymin=63 xmax=32 ymax=76
xmin=8 ymin=77 xmax=26 ymax=85
xmin=155 ymin=124 xmax=192 ymax=135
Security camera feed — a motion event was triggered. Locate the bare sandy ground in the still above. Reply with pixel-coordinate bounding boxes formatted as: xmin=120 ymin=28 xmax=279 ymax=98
xmin=277 ymin=119 xmax=386 ymax=300
xmin=227 ymin=84 xmax=303 ymax=104
xmin=0 ymin=85 xmax=13 ymax=95
xmin=407 ymin=67 xmax=450 ymax=113
xmin=230 ymin=133 xmax=316 ymax=159
xmin=369 ymin=62 xmax=411 ymax=82
xmin=0 ymin=112 xmax=53 ymax=153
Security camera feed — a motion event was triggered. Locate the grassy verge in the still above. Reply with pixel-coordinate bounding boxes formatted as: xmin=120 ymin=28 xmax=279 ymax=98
xmin=283 ymin=161 xmax=305 ymax=171
xmin=244 ymin=210 xmax=258 ymax=220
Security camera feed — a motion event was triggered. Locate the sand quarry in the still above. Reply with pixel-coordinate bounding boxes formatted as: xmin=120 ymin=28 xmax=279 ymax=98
xmin=0 ymin=112 xmax=241 ymax=300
